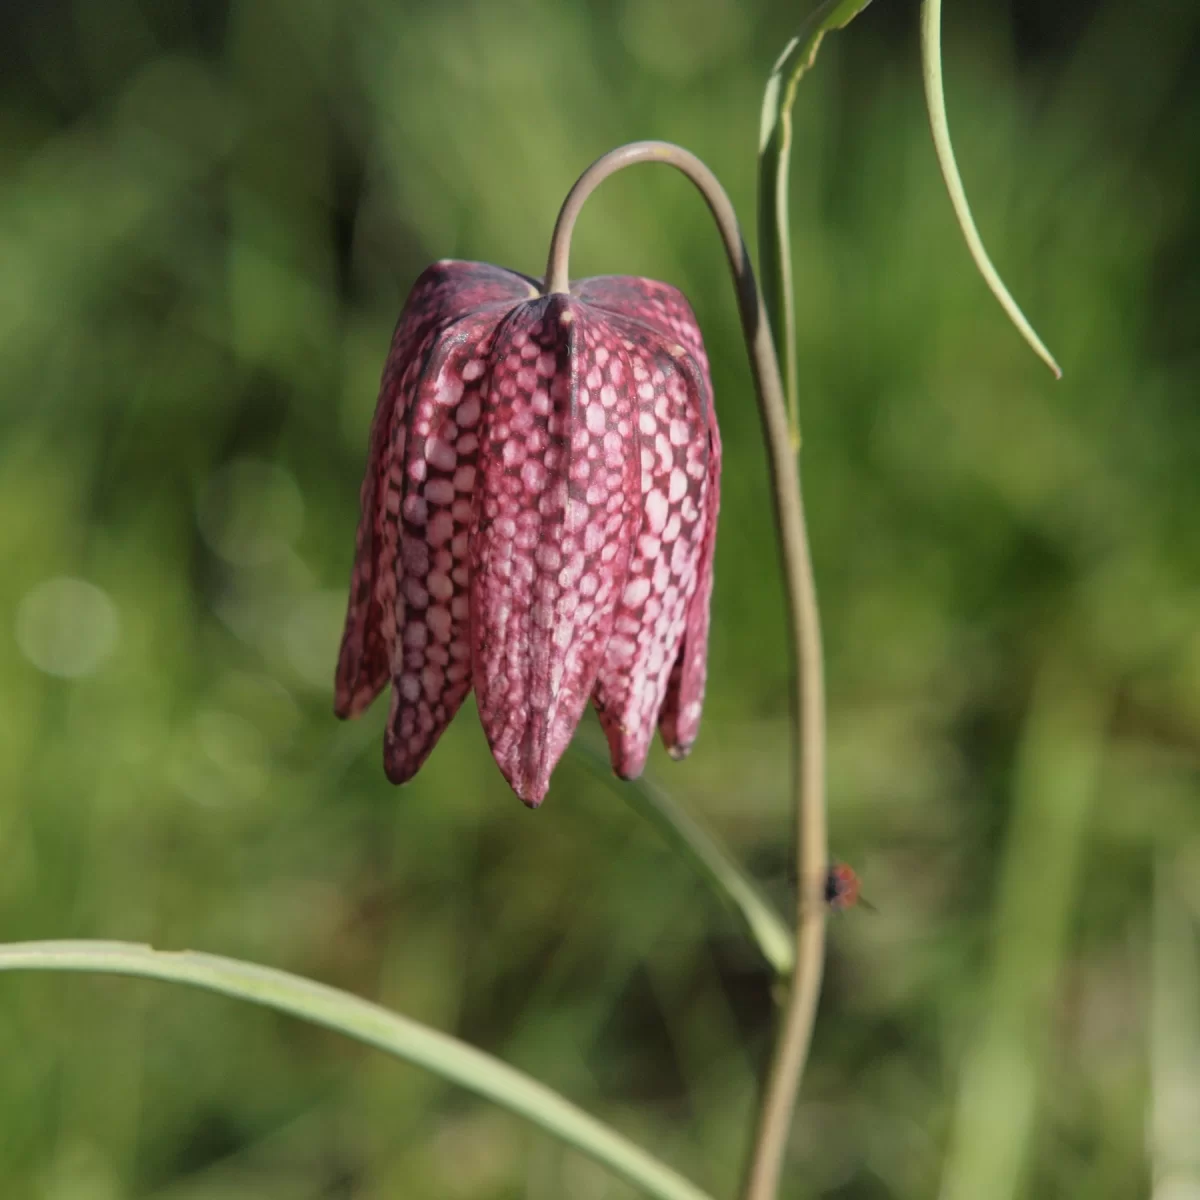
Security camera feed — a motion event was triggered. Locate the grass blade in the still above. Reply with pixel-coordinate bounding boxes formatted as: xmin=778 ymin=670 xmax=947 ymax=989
xmin=920 ymin=0 xmax=1063 ymax=378
xmin=572 ymin=741 xmax=795 ymax=978
xmin=1150 ymin=858 xmax=1200 ymax=1197
xmin=937 ymin=664 xmax=1104 ymax=1200
xmin=0 ymin=940 xmax=715 ymax=1200
xmin=758 ymin=0 xmax=875 ymax=447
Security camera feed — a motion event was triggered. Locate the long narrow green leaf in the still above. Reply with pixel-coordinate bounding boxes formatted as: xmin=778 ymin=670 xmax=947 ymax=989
xmin=758 ymin=0 xmax=875 ymax=448
xmin=920 ymin=0 xmax=1062 ymax=378
xmin=0 ymin=941 xmax=714 ymax=1200
xmin=572 ymin=741 xmax=795 ymax=978
xmin=1149 ymin=859 xmax=1200 ymax=1193
xmin=937 ymin=665 xmax=1103 ymax=1200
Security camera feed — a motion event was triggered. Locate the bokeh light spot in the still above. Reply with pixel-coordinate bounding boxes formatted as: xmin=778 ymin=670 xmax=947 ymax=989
xmin=15 ymin=576 xmax=120 ymax=678
xmin=196 ymin=457 xmax=304 ymax=567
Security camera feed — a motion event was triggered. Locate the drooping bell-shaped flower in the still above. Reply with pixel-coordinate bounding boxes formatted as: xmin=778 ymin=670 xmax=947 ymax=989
xmin=334 ymin=260 xmax=720 ymax=806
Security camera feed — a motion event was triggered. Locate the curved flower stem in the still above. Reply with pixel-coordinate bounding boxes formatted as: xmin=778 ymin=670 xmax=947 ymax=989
xmin=546 ymin=142 xmax=827 ymax=1200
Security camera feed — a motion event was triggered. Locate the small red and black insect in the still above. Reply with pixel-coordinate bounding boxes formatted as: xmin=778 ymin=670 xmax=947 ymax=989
xmin=825 ymin=862 xmax=874 ymax=912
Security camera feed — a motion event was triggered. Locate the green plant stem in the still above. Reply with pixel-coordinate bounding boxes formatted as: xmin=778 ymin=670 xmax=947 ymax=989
xmin=0 ymin=941 xmax=714 ymax=1200
xmin=572 ymin=739 xmax=795 ymax=978
xmin=544 ymin=141 xmax=828 ymax=1200
xmin=1150 ymin=858 xmax=1200 ymax=1192
xmin=937 ymin=663 xmax=1103 ymax=1200
xmin=757 ymin=0 xmax=876 ymax=448
xmin=920 ymin=0 xmax=1062 ymax=378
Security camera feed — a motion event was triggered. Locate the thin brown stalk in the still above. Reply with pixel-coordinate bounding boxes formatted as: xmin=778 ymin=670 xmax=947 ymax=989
xmin=546 ymin=141 xmax=828 ymax=1200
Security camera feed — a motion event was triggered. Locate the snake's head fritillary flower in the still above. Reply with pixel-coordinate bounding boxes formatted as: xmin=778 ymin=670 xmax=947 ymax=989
xmin=334 ymin=260 xmax=721 ymax=807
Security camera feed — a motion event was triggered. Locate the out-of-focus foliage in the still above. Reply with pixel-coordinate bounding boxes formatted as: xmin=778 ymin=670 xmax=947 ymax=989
xmin=1 ymin=0 xmax=1197 ymax=1197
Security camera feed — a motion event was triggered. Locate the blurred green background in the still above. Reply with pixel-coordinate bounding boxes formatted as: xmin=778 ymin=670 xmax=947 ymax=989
xmin=2 ymin=0 xmax=1198 ymax=1196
